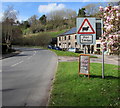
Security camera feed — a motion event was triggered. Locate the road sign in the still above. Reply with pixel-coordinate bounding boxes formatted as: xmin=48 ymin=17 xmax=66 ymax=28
xmin=77 ymin=17 xmax=96 ymax=45
xmin=78 ymin=54 xmax=90 ymax=78
xmin=80 ymin=35 xmax=93 ymax=44
xmin=77 ymin=18 xmax=95 ymax=34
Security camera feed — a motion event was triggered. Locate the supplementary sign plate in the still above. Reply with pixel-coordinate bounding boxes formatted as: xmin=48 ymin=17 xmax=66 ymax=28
xmin=80 ymin=35 xmax=93 ymax=44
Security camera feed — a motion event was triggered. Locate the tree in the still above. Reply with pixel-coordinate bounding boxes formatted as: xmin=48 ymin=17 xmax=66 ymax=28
xmin=46 ymin=9 xmax=76 ymax=30
xmin=84 ymin=3 xmax=102 ymax=16
xmin=28 ymin=15 xmax=46 ymax=33
xmin=39 ymin=15 xmax=47 ymax=25
xmin=78 ymin=8 xmax=86 ymax=17
xmin=2 ymin=6 xmax=21 ymax=52
xmin=64 ymin=9 xmax=76 ymax=19
xmin=99 ymin=5 xmax=120 ymax=55
xmin=21 ymin=21 xmax=30 ymax=29
xmin=2 ymin=6 xmax=18 ymax=22
xmin=28 ymin=15 xmax=38 ymax=25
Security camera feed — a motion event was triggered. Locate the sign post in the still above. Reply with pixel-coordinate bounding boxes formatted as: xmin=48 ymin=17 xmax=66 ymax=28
xmin=101 ymin=19 xmax=105 ymax=79
xmin=102 ymin=49 xmax=104 ymax=79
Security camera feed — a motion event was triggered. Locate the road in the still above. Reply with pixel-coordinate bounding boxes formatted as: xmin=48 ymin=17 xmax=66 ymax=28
xmin=1 ymin=47 xmax=58 ymax=106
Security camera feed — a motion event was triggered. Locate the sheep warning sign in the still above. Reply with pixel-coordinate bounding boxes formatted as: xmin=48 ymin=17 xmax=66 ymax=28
xmin=77 ymin=18 xmax=95 ymax=34
xmin=77 ymin=17 xmax=96 ymax=45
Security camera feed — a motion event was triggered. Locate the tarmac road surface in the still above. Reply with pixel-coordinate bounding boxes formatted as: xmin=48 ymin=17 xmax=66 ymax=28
xmin=1 ymin=47 xmax=58 ymax=106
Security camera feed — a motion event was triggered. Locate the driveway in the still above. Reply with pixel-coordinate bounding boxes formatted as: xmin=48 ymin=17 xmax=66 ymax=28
xmin=58 ymin=54 xmax=119 ymax=65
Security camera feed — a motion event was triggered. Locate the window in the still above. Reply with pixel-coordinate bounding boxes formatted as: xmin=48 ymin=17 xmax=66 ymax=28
xmin=75 ymin=35 xmax=77 ymax=39
xmin=96 ymin=23 xmax=102 ymax=39
xmin=59 ymin=37 xmax=61 ymax=41
xmin=59 ymin=43 xmax=61 ymax=46
xmin=68 ymin=42 xmax=71 ymax=46
xmin=68 ymin=36 xmax=70 ymax=40
xmin=96 ymin=44 xmax=100 ymax=48
xmin=75 ymin=42 xmax=77 ymax=47
xmin=65 ymin=36 xmax=66 ymax=40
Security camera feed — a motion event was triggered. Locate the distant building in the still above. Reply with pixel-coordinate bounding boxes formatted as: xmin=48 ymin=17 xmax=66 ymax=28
xmin=57 ymin=19 xmax=103 ymax=54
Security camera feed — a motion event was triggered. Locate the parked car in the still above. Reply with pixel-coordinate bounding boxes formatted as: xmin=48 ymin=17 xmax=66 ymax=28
xmin=54 ymin=46 xmax=62 ymax=50
xmin=68 ymin=48 xmax=81 ymax=53
xmin=68 ymin=48 xmax=76 ymax=52
xmin=48 ymin=45 xmax=53 ymax=49
xmin=48 ymin=45 xmax=62 ymax=50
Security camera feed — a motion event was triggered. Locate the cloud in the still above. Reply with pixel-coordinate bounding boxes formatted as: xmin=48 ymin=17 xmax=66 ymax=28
xmin=38 ymin=3 xmax=66 ymax=13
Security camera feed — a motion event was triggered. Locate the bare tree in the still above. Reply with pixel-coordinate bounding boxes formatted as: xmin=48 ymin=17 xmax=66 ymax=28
xmin=84 ymin=3 xmax=107 ymax=16
xmin=47 ymin=8 xmax=76 ymax=21
xmin=2 ymin=6 xmax=20 ymax=52
xmin=2 ymin=6 xmax=18 ymax=22
xmin=46 ymin=9 xmax=76 ymax=30
xmin=28 ymin=15 xmax=38 ymax=25
xmin=65 ymin=9 xmax=76 ymax=19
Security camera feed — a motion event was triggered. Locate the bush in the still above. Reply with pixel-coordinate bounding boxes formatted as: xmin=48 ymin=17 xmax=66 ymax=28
xmin=13 ymin=33 xmax=52 ymax=47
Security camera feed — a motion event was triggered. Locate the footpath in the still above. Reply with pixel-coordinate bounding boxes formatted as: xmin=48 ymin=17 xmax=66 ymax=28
xmin=58 ymin=54 xmax=119 ymax=66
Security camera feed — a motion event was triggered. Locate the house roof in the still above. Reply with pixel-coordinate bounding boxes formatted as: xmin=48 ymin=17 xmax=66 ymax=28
xmin=58 ymin=27 xmax=76 ymax=36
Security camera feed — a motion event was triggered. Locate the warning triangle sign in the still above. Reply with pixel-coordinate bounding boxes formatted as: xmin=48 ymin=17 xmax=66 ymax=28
xmin=77 ymin=18 xmax=95 ymax=34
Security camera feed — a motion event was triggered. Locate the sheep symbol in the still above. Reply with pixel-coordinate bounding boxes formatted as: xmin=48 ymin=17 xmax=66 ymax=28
xmin=82 ymin=26 xmax=89 ymax=31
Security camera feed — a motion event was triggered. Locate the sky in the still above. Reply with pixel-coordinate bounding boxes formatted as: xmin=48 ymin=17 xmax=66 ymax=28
xmin=1 ymin=0 xmax=118 ymax=22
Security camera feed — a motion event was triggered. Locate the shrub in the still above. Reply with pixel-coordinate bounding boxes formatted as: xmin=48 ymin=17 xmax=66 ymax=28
xmin=14 ymin=33 xmax=52 ymax=47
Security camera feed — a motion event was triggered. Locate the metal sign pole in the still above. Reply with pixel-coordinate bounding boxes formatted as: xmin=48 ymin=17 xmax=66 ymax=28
xmin=101 ymin=19 xmax=104 ymax=79
xmin=84 ymin=45 xmax=87 ymax=77
xmin=102 ymin=49 xmax=104 ymax=79
xmin=84 ymin=46 xmax=86 ymax=54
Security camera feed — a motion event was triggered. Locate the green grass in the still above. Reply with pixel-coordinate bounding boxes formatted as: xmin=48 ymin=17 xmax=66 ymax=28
xmin=50 ymin=49 xmax=79 ymax=57
xmin=49 ymin=62 xmax=120 ymax=107
xmin=48 ymin=29 xmax=68 ymax=37
xmin=23 ymin=29 xmax=67 ymax=37
xmin=50 ymin=49 xmax=98 ymax=58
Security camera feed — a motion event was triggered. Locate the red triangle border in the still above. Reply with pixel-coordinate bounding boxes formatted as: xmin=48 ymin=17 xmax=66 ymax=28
xmin=77 ymin=18 xmax=95 ymax=34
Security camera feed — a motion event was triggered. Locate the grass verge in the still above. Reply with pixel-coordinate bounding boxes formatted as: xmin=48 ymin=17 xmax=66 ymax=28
xmin=49 ymin=62 xmax=120 ymax=107
xmin=50 ymin=49 xmax=98 ymax=58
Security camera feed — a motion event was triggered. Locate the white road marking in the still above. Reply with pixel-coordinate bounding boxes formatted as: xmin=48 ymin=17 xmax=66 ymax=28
xmin=21 ymin=52 xmax=24 ymax=54
xmin=11 ymin=51 xmax=37 ymax=67
xmin=11 ymin=61 xmax=23 ymax=67
xmin=27 ymin=51 xmax=37 ymax=60
xmin=0 ymin=70 xmax=2 ymax=73
xmin=33 ymin=51 xmax=37 ymax=56
xmin=27 ymin=56 xmax=32 ymax=60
